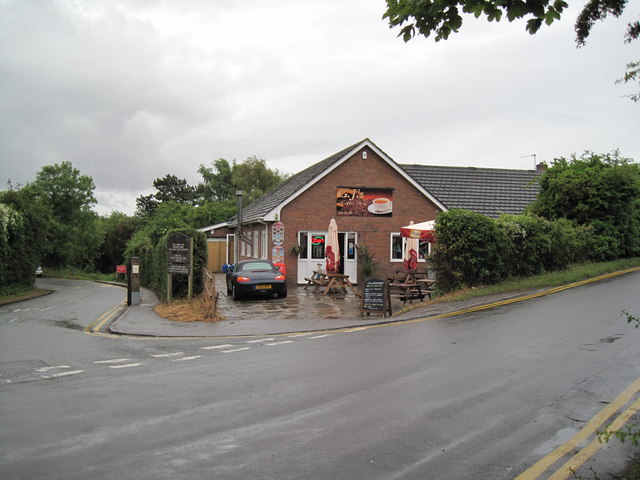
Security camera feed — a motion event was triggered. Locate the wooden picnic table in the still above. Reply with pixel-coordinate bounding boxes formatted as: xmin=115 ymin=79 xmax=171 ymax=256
xmin=322 ymin=272 xmax=357 ymax=296
xmin=388 ymin=280 xmax=427 ymax=304
xmin=304 ymin=270 xmax=357 ymax=296
xmin=304 ymin=270 xmax=330 ymax=293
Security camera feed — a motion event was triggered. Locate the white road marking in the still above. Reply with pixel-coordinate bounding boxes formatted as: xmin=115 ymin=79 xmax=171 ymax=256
xmin=36 ymin=365 xmax=70 ymax=372
xmin=201 ymin=344 xmax=234 ymax=350
xmin=246 ymin=338 xmax=275 ymax=343
xmin=109 ymin=363 xmax=141 ymax=369
xmin=173 ymin=355 xmax=201 ymax=362
xmin=8 ymin=317 xmax=19 ymax=323
xmin=150 ymin=352 xmax=184 ymax=358
xmin=287 ymin=333 xmax=312 ymax=337
xmin=265 ymin=341 xmax=294 ymax=346
xmin=221 ymin=347 xmax=251 ymax=353
xmin=94 ymin=358 xmax=130 ymax=364
xmin=42 ymin=370 xmax=84 ymax=379
xmin=309 ymin=334 xmax=333 ymax=339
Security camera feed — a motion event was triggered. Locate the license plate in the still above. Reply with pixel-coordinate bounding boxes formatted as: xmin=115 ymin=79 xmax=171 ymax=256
xmin=255 ymin=284 xmax=272 ymax=290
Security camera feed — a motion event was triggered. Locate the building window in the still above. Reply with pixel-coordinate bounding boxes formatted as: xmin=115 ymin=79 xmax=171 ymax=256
xmin=298 ymin=232 xmax=308 ymax=258
xmin=347 ymin=232 xmax=356 ymax=260
xmin=390 ymin=233 xmax=430 ymax=262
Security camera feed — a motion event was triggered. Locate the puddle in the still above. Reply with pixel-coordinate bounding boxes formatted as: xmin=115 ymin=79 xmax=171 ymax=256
xmin=54 ymin=320 xmax=84 ymax=331
xmin=533 ymin=427 xmax=579 ymax=455
xmin=599 ymin=335 xmax=622 ymax=343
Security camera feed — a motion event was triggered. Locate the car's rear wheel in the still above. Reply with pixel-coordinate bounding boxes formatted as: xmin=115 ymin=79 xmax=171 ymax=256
xmin=277 ymin=291 xmax=287 ymax=299
xmin=232 ymin=284 xmax=241 ymax=301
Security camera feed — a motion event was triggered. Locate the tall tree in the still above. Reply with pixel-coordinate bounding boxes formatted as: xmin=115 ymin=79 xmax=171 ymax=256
xmin=29 ymin=161 xmax=100 ymax=268
xmin=198 ymin=156 xmax=289 ymax=205
xmin=198 ymin=158 xmax=235 ymax=203
xmin=135 ymin=174 xmax=199 ymax=217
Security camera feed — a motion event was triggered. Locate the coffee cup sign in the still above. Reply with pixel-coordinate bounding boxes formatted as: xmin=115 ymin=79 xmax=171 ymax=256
xmin=336 ymin=187 xmax=393 ymax=217
xmin=371 ymin=197 xmax=392 ymax=212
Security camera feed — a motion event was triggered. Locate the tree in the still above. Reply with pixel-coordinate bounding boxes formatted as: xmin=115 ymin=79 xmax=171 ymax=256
xmin=0 ymin=186 xmax=54 ymax=290
xmin=198 ymin=156 xmax=289 ymax=205
xmin=198 ymin=158 xmax=235 ymax=203
xmin=29 ymin=162 xmax=100 ymax=269
xmin=528 ymin=151 xmax=640 ymax=260
xmin=383 ymin=0 xmax=639 ymax=99
xmin=383 ymin=0 xmax=636 ymax=43
xmin=135 ymin=174 xmax=199 ymax=217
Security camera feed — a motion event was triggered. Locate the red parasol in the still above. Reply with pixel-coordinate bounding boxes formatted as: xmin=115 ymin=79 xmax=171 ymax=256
xmin=402 ymin=220 xmax=419 ymax=271
xmin=400 ymin=220 xmax=437 ymax=243
xmin=325 ymin=218 xmax=341 ymax=272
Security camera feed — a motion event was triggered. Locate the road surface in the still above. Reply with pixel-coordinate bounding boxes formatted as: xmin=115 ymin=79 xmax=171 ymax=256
xmin=1 ymin=274 xmax=639 ymax=479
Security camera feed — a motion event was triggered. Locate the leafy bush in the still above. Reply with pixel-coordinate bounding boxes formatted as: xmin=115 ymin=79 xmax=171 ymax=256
xmin=430 ymin=210 xmax=508 ymax=292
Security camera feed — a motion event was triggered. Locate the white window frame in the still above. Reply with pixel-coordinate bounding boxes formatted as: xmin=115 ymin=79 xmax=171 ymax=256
xmin=253 ymin=231 xmax=259 ymax=258
xmin=389 ymin=232 xmax=430 ymax=263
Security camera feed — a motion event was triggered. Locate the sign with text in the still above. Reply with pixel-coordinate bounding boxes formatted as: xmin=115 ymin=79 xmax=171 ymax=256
xmin=116 ymin=265 xmax=127 ymax=274
xmin=336 ymin=187 xmax=393 ymax=217
xmin=167 ymin=233 xmax=191 ymax=275
xmin=360 ymin=278 xmax=391 ymax=317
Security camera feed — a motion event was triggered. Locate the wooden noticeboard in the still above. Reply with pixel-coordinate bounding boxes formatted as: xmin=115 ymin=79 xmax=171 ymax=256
xmin=360 ymin=278 xmax=392 ymax=317
xmin=166 ymin=233 xmax=193 ymax=300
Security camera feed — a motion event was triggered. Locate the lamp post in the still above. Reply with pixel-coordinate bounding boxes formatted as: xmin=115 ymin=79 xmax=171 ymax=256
xmin=235 ymin=190 xmax=243 ymax=265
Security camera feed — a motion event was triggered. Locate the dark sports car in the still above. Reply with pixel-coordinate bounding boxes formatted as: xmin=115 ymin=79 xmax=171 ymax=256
xmin=226 ymin=260 xmax=287 ymax=300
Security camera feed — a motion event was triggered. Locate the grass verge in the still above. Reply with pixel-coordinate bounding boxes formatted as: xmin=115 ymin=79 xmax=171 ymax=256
xmin=0 ymin=285 xmax=50 ymax=306
xmin=428 ymin=257 xmax=640 ymax=304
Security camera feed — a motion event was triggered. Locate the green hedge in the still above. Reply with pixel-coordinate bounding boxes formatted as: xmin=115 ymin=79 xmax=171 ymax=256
xmin=431 ymin=210 xmax=595 ymax=293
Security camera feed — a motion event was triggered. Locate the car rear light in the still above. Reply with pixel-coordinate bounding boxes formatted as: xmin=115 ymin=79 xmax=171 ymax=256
xmin=237 ymin=276 xmax=251 ymax=282
xmin=274 ymin=274 xmax=285 ymax=281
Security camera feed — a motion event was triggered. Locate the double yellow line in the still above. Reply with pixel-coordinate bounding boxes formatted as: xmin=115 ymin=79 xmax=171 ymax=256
xmin=515 ymin=377 xmax=640 ymax=480
xmin=84 ymin=300 xmax=126 ymax=336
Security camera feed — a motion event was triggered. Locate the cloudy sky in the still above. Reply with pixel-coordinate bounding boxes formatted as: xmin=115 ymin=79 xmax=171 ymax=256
xmin=1 ymin=0 xmax=638 ymax=215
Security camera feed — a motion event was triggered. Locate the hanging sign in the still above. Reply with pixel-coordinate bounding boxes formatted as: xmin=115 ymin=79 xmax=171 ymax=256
xmin=272 ymin=245 xmax=285 ymax=264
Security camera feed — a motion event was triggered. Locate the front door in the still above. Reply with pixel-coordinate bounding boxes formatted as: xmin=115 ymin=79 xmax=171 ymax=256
xmin=296 ymin=231 xmax=358 ymax=284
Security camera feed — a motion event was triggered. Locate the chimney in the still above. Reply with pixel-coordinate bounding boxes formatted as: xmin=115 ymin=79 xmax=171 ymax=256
xmin=535 ymin=162 xmax=547 ymax=173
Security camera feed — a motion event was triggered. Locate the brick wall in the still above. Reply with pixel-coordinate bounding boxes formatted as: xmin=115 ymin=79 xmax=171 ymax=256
xmin=280 ymin=146 xmax=440 ymax=284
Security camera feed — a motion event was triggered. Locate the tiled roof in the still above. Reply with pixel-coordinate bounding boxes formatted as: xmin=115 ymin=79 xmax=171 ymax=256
xmin=230 ymin=139 xmax=542 ymax=225
xmin=400 ymin=164 xmax=541 ymax=217
xmin=230 ymin=139 xmax=368 ymax=225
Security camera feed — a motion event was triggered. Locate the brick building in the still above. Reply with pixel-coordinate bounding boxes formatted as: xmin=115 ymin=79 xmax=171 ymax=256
xmin=200 ymin=138 xmax=543 ymax=285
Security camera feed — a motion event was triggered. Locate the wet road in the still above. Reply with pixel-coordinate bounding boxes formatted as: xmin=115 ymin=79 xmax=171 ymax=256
xmin=1 ymin=273 xmax=639 ymax=479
